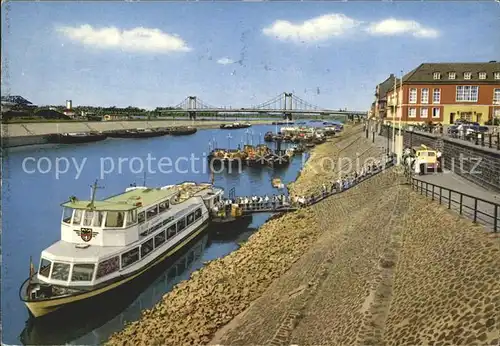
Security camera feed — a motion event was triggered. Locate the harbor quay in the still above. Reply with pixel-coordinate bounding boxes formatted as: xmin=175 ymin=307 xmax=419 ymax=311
xmin=106 ymin=124 xmax=499 ymax=345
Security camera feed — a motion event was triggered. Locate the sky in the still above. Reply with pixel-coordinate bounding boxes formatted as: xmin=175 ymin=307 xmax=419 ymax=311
xmin=1 ymin=1 xmax=499 ymax=111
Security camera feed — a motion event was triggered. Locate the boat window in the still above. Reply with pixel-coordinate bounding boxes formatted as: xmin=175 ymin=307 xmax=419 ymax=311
xmin=96 ymin=256 xmax=119 ymax=279
xmin=83 ymin=211 xmax=94 ymax=226
xmin=186 ymin=213 xmax=195 ymax=226
xmin=177 ymin=218 xmax=186 ymax=232
xmin=105 ymin=211 xmax=125 ymax=228
xmin=138 ymin=211 xmax=145 ymax=224
xmin=62 ymin=207 xmax=73 ymax=224
xmin=194 ymin=208 xmax=202 ymax=220
xmin=167 ymin=224 xmax=177 ymax=240
xmin=126 ymin=210 xmax=137 ymax=226
xmin=141 ymin=238 xmax=154 ymax=258
xmin=154 ymin=231 xmax=166 ymax=247
xmin=147 ymin=206 xmax=158 ymax=219
xmin=51 ymin=262 xmax=70 ymax=281
xmin=121 ymin=248 xmax=140 ymax=268
xmin=73 ymin=210 xmax=83 ymax=225
xmin=71 ymin=264 xmax=95 ymax=282
xmin=39 ymin=258 xmax=52 ymax=278
xmin=159 ymin=201 xmax=169 ymax=213
xmin=93 ymin=211 xmax=104 ymax=227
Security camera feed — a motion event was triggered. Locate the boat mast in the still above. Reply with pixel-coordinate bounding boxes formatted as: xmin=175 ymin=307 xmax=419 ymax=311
xmin=87 ymin=179 xmax=104 ymax=209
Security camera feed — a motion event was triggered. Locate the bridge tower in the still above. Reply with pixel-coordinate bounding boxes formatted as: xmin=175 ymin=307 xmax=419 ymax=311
xmin=283 ymin=92 xmax=292 ymax=120
xmin=187 ymin=96 xmax=197 ymax=120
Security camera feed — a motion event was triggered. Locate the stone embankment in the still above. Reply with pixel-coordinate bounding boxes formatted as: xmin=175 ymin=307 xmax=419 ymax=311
xmin=108 ymin=125 xmax=499 ymax=345
xmin=211 ymin=146 xmax=500 ymax=343
xmin=106 ymin=125 xmax=371 ymax=345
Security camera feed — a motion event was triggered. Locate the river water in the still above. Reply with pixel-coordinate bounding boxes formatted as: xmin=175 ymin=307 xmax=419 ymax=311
xmin=1 ymin=123 xmax=332 ymax=345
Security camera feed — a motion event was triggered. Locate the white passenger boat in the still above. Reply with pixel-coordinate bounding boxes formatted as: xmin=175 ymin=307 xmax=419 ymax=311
xmin=20 ymin=181 xmax=224 ymax=318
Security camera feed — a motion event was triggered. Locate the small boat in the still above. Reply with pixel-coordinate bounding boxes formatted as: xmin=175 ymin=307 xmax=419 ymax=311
xmin=169 ymin=126 xmax=197 ymax=136
xmin=47 ymin=132 xmax=107 ymax=144
xmin=264 ymin=131 xmax=274 ymax=142
xmin=272 ymin=178 xmax=285 ymax=189
xmin=220 ymin=122 xmax=252 ymax=129
xmin=272 ymin=121 xmax=295 ymax=125
xmin=207 ymin=148 xmax=227 ymax=165
xmin=20 ymin=181 xmax=225 ymax=318
xmin=290 ymin=144 xmax=305 ymax=154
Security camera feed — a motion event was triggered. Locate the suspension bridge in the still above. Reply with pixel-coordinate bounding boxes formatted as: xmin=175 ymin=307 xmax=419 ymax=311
xmin=158 ymin=92 xmax=367 ymax=120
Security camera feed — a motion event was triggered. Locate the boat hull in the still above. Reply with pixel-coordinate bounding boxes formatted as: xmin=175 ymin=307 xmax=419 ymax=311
xmin=170 ymin=128 xmax=197 ymax=136
xmin=21 ymin=222 xmax=209 ymax=318
xmin=20 ymin=232 xmax=209 ymax=345
xmin=47 ymin=133 xmax=107 ymax=144
xmin=107 ymin=130 xmax=168 ymax=138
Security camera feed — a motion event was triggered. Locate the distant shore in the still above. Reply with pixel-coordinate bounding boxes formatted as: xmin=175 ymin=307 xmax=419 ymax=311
xmin=1 ymin=119 xmax=280 ymax=148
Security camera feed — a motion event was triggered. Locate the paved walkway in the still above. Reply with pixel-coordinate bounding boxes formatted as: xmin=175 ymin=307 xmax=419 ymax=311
xmin=412 ymin=170 xmax=499 ymax=232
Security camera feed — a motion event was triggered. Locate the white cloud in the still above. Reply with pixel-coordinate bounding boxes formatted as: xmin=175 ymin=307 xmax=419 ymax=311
xmin=262 ymin=13 xmax=361 ymax=43
xmin=56 ymin=24 xmax=191 ymax=53
xmin=217 ymin=57 xmax=235 ymax=65
xmin=366 ymin=18 xmax=439 ymax=38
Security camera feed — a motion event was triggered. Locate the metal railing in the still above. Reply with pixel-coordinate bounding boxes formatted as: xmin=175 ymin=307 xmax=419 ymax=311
xmin=381 ymin=123 xmax=500 ymax=151
xmin=447 ymin=131 xmax=500 ymax=150
xmin=411 ymin=178 xmax=499 ymax=232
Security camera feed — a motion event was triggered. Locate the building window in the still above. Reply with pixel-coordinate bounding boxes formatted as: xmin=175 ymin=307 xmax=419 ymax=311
xmin=433 ymin=72 xmax=441 ymax=80
xmin=479 ymin=72 xmax=487 ymax=80
xmin=432 ymin=108 xmax=440 ymax=118
xmin=421 ymin=88 xmax=429 ymax=104
xmin=420 ymin=108 xmax=428 ymax=118
xmin=408 ymin=88 xmax=417 ymax=104
xmin=456 ymin=86 xmax=479 ymax=102
xmin=408 ymin=108 xmax=417 ymax=118
xmin=495 ymin=108 xmax=500 ymax=119
xmin=495 ymin=72 xmax=500 ymax=80
xmin=493 ymin=88 xmax=500 ymax=105
xmin=433 ymin=89 xmax=440 ymax=103
xmin=448 ymin=72 xmax=456 ymax=80
xmin=464 ymin=72 xmax=472 ymax=80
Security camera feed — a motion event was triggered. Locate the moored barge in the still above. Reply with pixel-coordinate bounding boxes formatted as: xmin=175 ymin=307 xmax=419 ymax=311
xmin=47 ymin=132 xmax=108 ymax=144
xmin=107 ymin=128 xmax=168 ymax=139
xmin=169 ymin=126 xmax=197 ymax=136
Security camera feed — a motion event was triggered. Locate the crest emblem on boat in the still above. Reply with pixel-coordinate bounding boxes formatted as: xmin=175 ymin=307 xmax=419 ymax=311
xmin=74 ymin=228 xmax=98 ymax=242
